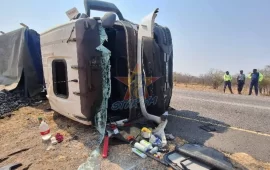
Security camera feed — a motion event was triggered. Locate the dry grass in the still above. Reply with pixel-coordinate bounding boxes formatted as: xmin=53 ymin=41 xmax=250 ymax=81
xmin=0 ymin=101 xmax=97 ymax=170
xmin=227 ymin=153 xmax=270 ymax=170
xmin=174 ymin=83 xmax=254 ymax=95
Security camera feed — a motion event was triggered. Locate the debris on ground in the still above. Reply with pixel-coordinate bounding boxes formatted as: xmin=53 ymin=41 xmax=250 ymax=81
xmin=0 ymin=100 xmax=269 ymax=169
xmin=199 ymin=124 xmax=217 ymax=132
xmin=0 ymin=101 xmax=97 ymax=170
xmin=164 ymin=144 xmax=233 ymax=170
xmin=0 ymin=89 xmax=43 ymax=117
xmin=0 ymin=163 xmax=22 ymax=170
xmin=55 ymin=133 xmax=64 ymax=143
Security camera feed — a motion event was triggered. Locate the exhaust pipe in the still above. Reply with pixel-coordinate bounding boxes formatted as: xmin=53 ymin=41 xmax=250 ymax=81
xmin=136 ymin=9 xmax=162 ymax=124
xmin=84 ymin=0 xmax=124 ymax=20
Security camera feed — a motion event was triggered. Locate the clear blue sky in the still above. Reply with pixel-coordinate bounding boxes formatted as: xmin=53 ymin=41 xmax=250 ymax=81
xmin=1 ymin=0 xmax=270 ymax=75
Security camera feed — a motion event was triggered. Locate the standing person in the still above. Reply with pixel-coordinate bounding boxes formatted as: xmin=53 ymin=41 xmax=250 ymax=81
xmin=248 ymin=69 xmax=264 ymax=96
xmin=237 ymin=70 xmax=245 ymax=94
xmin=223 ymin=71 xmax=233 ymax=94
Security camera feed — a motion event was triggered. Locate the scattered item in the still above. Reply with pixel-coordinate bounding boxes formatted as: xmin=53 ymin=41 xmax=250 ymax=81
xmin=166 ymin=152 xmax=210 ymax=170
xmin=154 ymin=152 xmax=161 ymax=159
xmin=115 ymin=119 xmax=128 ymax=126
xmin=158 ymin=147 xmax=169 ymax=153
xmin=0 ymin=148 xmax=31 ymax=164
xmin=126 ymin=136 xmax=135 ymax=142
xmin=145 ymin=152 xmax=169 ymax=166
xmin=51 ymin=137 xmax=58 ymax=145
xmin=8 ymin=148 xmax=31 ymax=157
xmin=163 ymin=111 xmax=169 ymax=116
xmin=164 ymin=144 xmax=233 ymax=170
xmin=134 ymin=142 xmax=148 ymax=152
xmin=132 ymin=148 xmax=147 ymax=158
xmin=149 ymin=134 xmax=162 ymax=147
xmin=110 ymin=124 xmax=119 ymax=134
xmin=141 ymin=127 xmax=152 ymax=138
xmin=149 ymin=146 xmax=159 ymax=154
xmin=38 ymin=117 xmax=51 ymax=141
xmin=46 ymin=145 xmax=56 ymax=151
xmin=102 ymin=132 xmax=109 ymax=158
xmin=0 ymin=163 xmax=22 ymax=170
xmin=31 ymin=100 xmax=42 ymax=106
xmin=165 ymin=134 xmax=175 ymax=140
xmin=55 ymin=133 xmax=64 ymax=143
xmin=152 ymin=119 xmax=168 ymax=147
xmin=139 ymin=140 xmax=153 ymax=150
xmin=149 ymin=134 xmax=157 ymax=144
xmin=200 ymin=124 xmax=217 ymax=132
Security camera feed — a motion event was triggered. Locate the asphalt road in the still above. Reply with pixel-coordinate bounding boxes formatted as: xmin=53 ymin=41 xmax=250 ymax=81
xmin=167 ymin=88 xmax=270 ymax=162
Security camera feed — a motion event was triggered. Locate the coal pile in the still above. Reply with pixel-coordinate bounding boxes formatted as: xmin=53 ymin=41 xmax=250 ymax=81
xmin=0 ymin=89 xmax=43 ymax=116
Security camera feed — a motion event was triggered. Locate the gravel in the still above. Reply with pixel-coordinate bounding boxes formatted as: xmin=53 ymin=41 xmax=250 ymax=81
xmin=0 ymin=89 xmax=43 ymax=116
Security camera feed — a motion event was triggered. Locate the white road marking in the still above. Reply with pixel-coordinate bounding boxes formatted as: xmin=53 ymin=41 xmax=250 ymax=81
xmin=179 ymin=96 xmax=270 ymax=110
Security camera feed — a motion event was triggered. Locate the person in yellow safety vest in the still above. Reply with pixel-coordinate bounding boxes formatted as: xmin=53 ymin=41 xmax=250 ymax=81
xmin=223 ymin=71 xmax=233 ymax=94
xmin=247 ymin=69 xmax=264 ymax=96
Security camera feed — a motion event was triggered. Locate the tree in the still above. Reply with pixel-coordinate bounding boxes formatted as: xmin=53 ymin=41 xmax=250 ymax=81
xmin=207 ymin=69 xmax=224 ymax=89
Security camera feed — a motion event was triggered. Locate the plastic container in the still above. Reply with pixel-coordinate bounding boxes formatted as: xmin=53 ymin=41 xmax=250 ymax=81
xmin=38 ymin=117 xmax=51 ymax=141
xmin=132 ymin=148 xmax=147 ymax=158
xmin=141 ymin=127 xmax=151 ymax=138
xmin=134 ymin=142 xmax=148 ymax=152
xmin=140 ymin=140 xmax=153 ymax=150
xmin=149 ymin=146 xmax=158 ymax=154
xmin=116 ymin=119 xmax=128 ymax=126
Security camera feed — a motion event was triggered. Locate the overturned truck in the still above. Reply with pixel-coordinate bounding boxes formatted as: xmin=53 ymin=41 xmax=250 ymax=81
xmin=41 ymin=0 xmax=173 ymax=125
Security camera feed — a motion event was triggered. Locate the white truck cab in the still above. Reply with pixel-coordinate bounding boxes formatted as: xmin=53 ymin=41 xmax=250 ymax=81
xmin=40 ymin=0 xmax=173 ymax=125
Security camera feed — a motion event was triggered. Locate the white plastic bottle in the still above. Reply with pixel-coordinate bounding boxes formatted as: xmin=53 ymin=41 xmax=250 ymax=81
xmin=140 ymin=140 xmax=153 ymax=150
xmin=132 ymin=148 xmax=147 ymax=158
xmin=134 ymin=142 xmax=148 ymax=152
xmin=38 ymin=117 xmax=51 ymax=141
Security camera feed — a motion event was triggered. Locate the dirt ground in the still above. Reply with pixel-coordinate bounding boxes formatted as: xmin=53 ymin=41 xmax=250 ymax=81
xmin=174 ymin=83 xmax=253 ymax=95
xmin=1 ymin=101 xmax=270 ymax=170
xmin=175 ymin=82 xmax=270 ymax=97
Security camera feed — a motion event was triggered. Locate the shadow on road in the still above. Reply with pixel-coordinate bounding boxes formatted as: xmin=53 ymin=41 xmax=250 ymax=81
xmin=166 ymin=109 xmax=229 ymax=145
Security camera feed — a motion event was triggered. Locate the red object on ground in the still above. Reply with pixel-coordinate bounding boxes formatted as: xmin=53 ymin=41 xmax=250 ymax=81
xmin=110 ymin=124 xmax=117 ymax=130
xmin=123 ymin=122 xmax=132 ymax=127
xmin=127 ymin=136 xmax=134 ymax=141
xmin=55 ymin=133 xmax=64 ymax=143
xmin=102 ymin=135 xmax=109 ymax=158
